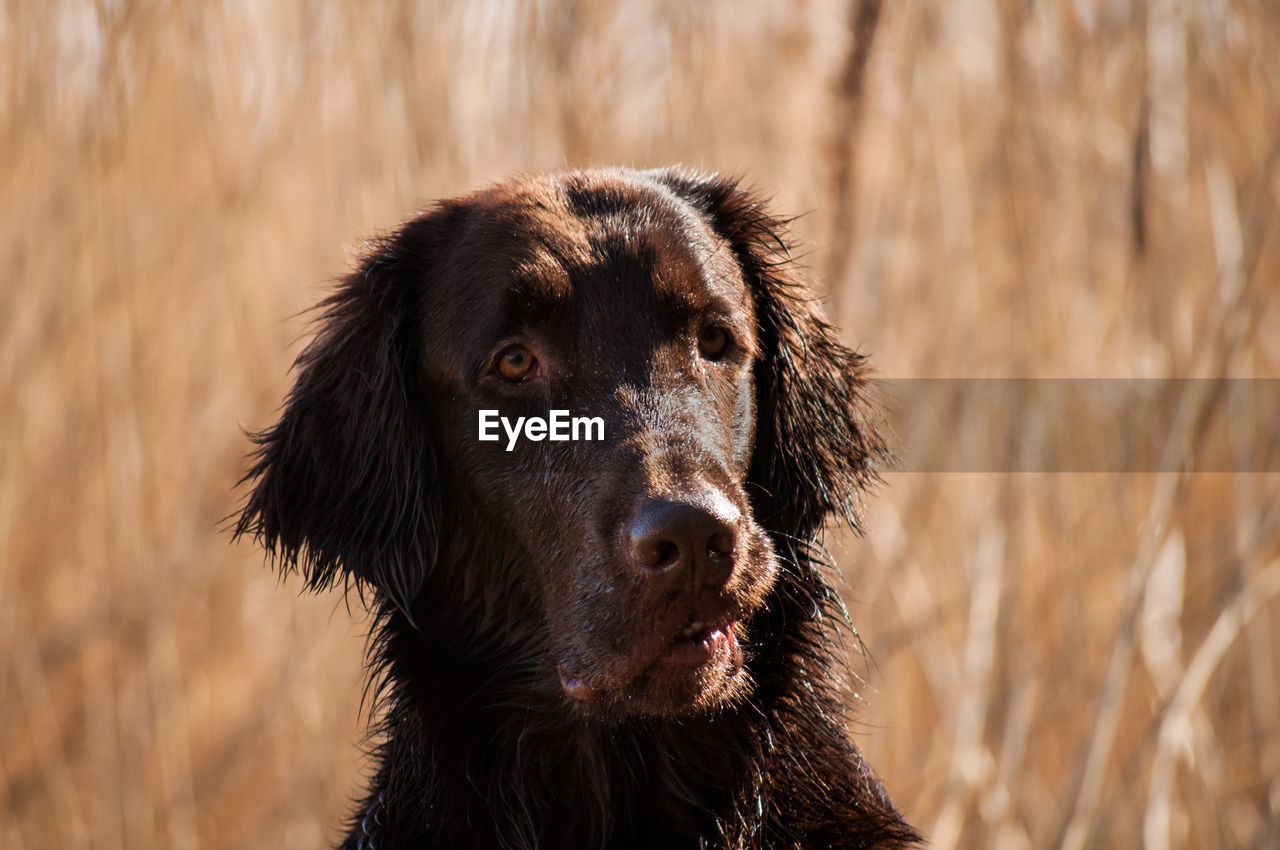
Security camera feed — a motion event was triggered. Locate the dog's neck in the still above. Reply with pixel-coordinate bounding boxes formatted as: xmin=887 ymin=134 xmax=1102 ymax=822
xmin=358 ymin=597 xmax=759 ymax=849
xmin=346 ymin=553 xmax=915 ymax=850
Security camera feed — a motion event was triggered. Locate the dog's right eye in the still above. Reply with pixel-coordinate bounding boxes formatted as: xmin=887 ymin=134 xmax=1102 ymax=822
xmin=494 ymin=345 xmax=537 ymax=382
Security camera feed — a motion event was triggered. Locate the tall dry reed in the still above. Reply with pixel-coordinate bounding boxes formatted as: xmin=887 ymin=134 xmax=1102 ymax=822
xmin=3 ymin=2 xmax=1277 ymax=847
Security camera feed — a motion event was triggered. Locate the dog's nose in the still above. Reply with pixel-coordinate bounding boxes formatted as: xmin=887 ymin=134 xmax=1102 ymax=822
xmin=626 ymin=497 xmax=738 ymax=590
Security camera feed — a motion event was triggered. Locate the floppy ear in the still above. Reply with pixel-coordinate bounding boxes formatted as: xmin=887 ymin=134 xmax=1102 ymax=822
xmin=235 ymin=215 xmax=445 ymax=619
xmin=654 ymin=170 xmax=889 ymax=541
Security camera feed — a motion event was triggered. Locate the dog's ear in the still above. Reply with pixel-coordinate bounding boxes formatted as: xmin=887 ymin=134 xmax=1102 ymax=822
xmin=653 ymin=170 xmax=890 ymax=540
xmin=235 ymin=214 xmax=449 ymax=620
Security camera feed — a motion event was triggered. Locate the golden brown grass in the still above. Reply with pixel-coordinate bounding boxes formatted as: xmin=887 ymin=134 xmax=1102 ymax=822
xmin=3 ymin=2 xmax=1278 ymax=848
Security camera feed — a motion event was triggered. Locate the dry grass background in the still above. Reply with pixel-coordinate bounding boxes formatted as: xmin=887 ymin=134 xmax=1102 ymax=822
xmin=3 ymin=1 xmax=1279 ymax=848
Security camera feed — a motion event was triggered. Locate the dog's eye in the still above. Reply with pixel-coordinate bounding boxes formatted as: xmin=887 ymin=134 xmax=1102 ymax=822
xmin=494 ymin=345 xmax=537 ymax=381
xmin=698 ymin=325 xmax=732 ymax=360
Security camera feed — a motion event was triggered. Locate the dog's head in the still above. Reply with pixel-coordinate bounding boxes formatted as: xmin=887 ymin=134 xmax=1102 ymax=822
xmin=237 ymin=168 xmax=886 ymax=718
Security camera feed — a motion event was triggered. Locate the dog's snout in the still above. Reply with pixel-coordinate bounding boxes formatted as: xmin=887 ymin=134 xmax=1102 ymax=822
xmin=626 ymin=497 xmax=739 ymax=590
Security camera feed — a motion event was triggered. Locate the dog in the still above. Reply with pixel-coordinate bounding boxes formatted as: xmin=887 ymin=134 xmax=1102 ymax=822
xmin=236 ymin=167 xmax=919 ymax=849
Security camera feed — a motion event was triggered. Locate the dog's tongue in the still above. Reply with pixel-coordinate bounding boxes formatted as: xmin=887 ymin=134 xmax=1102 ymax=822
xmin=662 ymin=623 xmax=731 ymax=666
xmin=558 ymin=667 xmax=602 ymax=703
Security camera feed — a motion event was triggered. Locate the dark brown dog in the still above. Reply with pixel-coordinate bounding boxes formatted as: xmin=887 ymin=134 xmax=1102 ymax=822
xmin=236 ymin=167 xmax=918 ymax=849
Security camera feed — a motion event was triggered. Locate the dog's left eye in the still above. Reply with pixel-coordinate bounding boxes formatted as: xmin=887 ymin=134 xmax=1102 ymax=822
xmin=698 ymin=325 xmax=732 ymax=360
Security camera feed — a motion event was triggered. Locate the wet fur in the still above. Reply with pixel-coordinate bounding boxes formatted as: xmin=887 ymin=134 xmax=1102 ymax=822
xmin=236 ymin=168 xmax=919 ymax=849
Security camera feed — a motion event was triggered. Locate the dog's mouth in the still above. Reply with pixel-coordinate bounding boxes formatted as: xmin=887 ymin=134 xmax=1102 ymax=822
xmin=554 ymin=534 xmax=778 ymax=716
xmin=660 ymin=619 xmax=741 ymax=667
xmin=558 ymin=614 xmax=747 ymax=712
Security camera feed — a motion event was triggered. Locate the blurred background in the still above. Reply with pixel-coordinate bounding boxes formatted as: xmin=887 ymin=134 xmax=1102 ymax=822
xmin=3 ymin=1 xmax=1278 ymax=848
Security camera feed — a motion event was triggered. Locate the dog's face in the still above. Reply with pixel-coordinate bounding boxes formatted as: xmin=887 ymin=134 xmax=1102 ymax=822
xmin=237 ymin=167 xmax=886 ymax=724
xmin=417 ymin=172 xmax=778 ymax=715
